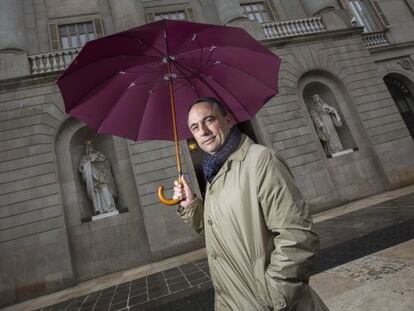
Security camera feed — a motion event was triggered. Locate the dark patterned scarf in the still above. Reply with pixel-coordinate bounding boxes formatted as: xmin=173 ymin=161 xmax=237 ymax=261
xmin=202 ymin=126 xmax=242 ymax=183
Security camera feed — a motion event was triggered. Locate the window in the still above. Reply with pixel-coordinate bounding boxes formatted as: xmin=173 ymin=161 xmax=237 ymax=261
xmin=49 ymin=18 xmax=104 ymax=50
xmin=146 ymin=7 xmax=195 ymax=22
xmin=58 ymin=22 xmax=96 ymax=49
xmin=241 ymin=1 xmax=275 ymax=23
xmin=342 ymin=0 xmax=389 ymax=32
xmin=154 ymin=10 xmax=187 ymax=21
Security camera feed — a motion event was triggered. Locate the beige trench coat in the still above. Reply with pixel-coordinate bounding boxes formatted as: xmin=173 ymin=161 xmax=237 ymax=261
xmin=178 ymin=136 xmax=328 ymax=311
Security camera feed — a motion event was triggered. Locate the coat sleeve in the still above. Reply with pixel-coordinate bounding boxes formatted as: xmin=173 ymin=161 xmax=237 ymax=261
xmin=256 ymin=149 xmax=319 ymax=310
xmin=176 ymin=197 xmax=205 ymax=235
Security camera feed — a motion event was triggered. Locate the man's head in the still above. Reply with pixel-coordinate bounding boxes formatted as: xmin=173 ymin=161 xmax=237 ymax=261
xmin=187 ymin=97 xmax=233 ymax=155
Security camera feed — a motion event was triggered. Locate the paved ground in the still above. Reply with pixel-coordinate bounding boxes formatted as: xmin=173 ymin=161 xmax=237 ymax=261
xmin=4 ymin=188 xmax=414 ymax=311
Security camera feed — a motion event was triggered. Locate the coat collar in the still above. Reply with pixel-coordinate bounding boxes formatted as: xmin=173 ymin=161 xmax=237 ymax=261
xmin=208 ymin=135 xmax=253 ymax=186
xmin=228 ymin=134 xmax=253 ymax=162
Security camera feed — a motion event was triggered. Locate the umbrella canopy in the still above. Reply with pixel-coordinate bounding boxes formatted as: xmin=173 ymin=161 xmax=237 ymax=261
xmin=57 ymin=19 xmax=281 ymax=142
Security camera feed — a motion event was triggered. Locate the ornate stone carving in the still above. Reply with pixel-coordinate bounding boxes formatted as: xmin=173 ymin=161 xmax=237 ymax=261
xmin=397 ymin=58 xmax=414 ymax=72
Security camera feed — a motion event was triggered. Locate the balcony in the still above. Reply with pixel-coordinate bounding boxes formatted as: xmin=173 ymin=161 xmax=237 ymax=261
xmin=261 ymin=16 xmax=326 ymax=40
xmin=27 ymin=20 xmax=390 ymax=76
xmin=28 ymin=48 xmax=80 ymax=75
xmin=362 ymin=31 xmax=390 ymax=48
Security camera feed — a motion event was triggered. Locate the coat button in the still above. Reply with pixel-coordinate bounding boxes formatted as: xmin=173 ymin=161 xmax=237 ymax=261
xmin=211 ymin=252 xmax=217 ymax=259
xmin=209 ymin=188 xmax=213 ymax=194
xmin=278 ymin=300 xmax=286 ymax=309
xmin=207 ymin=219 xmax=213 ymax=225
xmin=216 ymin=288 xmax=221 ymax=295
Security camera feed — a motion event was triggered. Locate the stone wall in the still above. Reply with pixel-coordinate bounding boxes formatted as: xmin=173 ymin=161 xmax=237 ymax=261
xmin=1 ymin=0 xmax=414 ymax=307
xmin=0 ymin=79 xmax=75 ymax=306
xmin=0 ymin=78 xmax=203 ymax=306
xmin=256 ymin=31 xmax=414 ymax=211
xmin=128 ymin=140 xmax=203 ymax=261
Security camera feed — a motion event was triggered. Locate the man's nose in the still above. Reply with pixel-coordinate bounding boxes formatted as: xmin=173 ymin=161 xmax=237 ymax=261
xmin=200 ymin=123 xmax=211 ymax=135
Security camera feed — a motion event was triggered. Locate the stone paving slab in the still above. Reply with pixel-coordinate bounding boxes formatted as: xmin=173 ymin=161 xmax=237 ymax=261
xmin=36 ymin=260 xmax=212 ymax=311
xmin=15 ymin=192 xmax=414 ymax=311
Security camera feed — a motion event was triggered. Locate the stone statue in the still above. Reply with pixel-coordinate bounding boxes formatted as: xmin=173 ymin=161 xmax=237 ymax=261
xmin=79 ymin=141 xmax=118 ymax=215
xmin=310 ymin=94 xmax=344 ymax=155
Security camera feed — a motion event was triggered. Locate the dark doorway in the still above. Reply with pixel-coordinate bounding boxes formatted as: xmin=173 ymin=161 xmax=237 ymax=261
xmin=384 ymin=75 xmax=414 ymax=138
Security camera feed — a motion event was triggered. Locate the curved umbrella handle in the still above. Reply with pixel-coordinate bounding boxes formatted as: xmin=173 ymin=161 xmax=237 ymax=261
xmin=158 ymin=186 xmax=181 ymax=206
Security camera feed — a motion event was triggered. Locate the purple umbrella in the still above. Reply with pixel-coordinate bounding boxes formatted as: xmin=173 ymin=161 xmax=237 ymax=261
xmin=57 ymin=19 xmax=281 ymax=205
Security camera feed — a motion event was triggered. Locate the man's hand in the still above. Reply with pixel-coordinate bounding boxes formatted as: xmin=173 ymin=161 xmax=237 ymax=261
xmin=173 ymin=175 xmax=196 ymax=208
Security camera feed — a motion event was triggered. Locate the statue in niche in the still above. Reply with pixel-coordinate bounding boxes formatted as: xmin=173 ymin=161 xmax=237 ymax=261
xmin=79 ymin=141 xmax=118 ymax=215
xmin=309 ymin=94 xmax=344 ymax=155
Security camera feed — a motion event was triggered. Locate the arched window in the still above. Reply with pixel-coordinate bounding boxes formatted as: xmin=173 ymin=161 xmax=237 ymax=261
xmin=384 ymin=76 xmax=414 ymax=138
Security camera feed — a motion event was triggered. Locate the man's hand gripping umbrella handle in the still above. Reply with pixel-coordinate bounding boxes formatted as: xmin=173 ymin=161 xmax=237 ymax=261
xmin=158 ymin=175 xmax=194 ymax=206
xmin=157 ymin=185 xmax=181 ymax=206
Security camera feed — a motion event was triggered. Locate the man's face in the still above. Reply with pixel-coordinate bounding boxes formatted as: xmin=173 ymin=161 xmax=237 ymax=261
xmin=188 ymin=102 xmax=232 ymax=155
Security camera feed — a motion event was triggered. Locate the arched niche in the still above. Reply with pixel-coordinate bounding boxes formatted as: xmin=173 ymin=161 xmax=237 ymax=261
xmin=297 ymin=70 xmax=387 ymax=204
xmin=54 ymin=117 xmax=151 ymax=280
xmin=57 ymin=119 xmax=127 ymax=221
xmin=383 ymin=73 xmax=414 ymax=139
xmin=303 ymin=81 xmax=357 ymax=157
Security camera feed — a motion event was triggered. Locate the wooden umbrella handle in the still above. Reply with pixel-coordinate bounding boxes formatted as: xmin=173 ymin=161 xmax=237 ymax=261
xmin=158 ymin=186 xmax=181 ymax=206
xmin=157 ymin=59 xmax=182 ymax=207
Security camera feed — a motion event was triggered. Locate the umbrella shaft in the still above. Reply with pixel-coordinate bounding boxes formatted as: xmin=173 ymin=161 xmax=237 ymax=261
xmin=166 ymin=61 xmax=182 ymax=175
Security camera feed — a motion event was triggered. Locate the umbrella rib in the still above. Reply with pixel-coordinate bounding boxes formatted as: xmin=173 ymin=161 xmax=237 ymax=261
xmin=174 ymin=62 xmax=252 ymax=119
xmin=69 ymin=64 xmax=165 ymax=114
xmin=179 ymin=55 xmax=277 ymax=91
xmin=170 ymin=63 xmax=198 ymax=95
xmin=216 ymin=61 xmax=277 ymax=91
xmin=176 ymin=49 xmax=278 ymax=90
xmin=96 ymin=70 xmax=165 ymax=138
xmin=180 ymin=41 xmax=200 ymax=74
xmin=134 ymin=73 xmax=169 ymax=141
xmin=62 ymin=53 xmax=162 ymax=84
xmin=175 ymin=58 xmax=277 ymax=98
xmin=172 ymin=26 xmax=274 ymax=58
xmin=111 ymin=33 xmax=166 ymax=57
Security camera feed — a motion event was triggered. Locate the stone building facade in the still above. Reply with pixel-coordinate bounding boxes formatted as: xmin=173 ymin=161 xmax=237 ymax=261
xmin=1 ymin=0 xmax=414 ymax=307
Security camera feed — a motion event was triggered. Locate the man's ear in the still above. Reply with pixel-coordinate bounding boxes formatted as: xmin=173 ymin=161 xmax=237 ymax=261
xmin=225 ymin=113 xmax=235 ymax=127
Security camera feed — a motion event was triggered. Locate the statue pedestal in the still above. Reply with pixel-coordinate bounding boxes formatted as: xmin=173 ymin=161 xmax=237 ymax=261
xmin=92 ymin=210 xmax=119 ymax=221
xmin=331 ymin=148 xmax=354 ymax=158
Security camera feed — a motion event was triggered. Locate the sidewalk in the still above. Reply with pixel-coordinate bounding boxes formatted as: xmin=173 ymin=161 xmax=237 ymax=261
xmin=3 ymin=184 xmax=414 ymax=311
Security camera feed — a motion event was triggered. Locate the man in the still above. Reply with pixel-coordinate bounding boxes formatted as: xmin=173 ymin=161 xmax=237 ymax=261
xmin=174 ymin=97 xmax=328 ymax=310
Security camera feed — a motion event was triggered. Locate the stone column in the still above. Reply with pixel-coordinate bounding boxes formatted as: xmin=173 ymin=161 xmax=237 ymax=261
xmin=214 ymin=0 xmax=245 ymax=24
xmin=109 ymin=0 xmax=146 ymax=32
xmin=0 ymin=0 xmax=30 ymax=79
xmin=213 ymin=0 xmax=264 ymax=39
